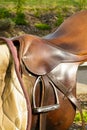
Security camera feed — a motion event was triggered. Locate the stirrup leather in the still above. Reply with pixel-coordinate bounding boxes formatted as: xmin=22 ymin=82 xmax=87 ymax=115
xmin=32 ymin=76 xmax=60 ymax=114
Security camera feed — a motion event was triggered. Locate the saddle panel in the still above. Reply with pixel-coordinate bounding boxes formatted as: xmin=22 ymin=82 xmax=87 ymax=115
xmin=12 ymin=34 xmax=87 ymax=76
xmin=44 ymin=10 xmax=87 ymax=55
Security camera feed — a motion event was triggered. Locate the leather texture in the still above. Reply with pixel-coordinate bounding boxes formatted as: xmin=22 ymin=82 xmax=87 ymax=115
xmin=44 ymin=10 xmax=87 ymax=55
xmin=0 ymin=10 xmax=87 ymax=130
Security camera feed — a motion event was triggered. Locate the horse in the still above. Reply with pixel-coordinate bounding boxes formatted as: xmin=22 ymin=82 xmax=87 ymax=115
xmin=0 ymin=10 xmax=87 ymax=130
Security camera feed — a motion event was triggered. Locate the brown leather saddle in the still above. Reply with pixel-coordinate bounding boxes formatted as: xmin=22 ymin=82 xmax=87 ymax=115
xmin=0 ymin=10 xmax=87 ymax=130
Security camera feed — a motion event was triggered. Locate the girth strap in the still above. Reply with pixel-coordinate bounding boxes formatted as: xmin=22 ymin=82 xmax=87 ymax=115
xmin=48 ymin=73 xmax=85 ymax=130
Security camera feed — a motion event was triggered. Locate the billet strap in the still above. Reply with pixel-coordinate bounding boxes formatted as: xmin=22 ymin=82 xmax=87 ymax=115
xmin=48 ymin=73 xmax=85 ymax=130
xmin=0 ymin=37 xmax=32 ymax=130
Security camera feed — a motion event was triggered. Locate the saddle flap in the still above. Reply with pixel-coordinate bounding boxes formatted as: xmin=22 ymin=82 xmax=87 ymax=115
xmin=12 ymin=35 xmax=83 ymax=75
xmin=12 ymin=11 xmax=87 ymax=76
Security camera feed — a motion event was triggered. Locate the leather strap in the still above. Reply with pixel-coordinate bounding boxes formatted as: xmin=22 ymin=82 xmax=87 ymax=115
xmin=39 ymin=76 xmax=59 ymax=130
xmin=33 ymin=76 xmax=59 ymax=113
xmin=0 ymin=37 xmax=85 ymax=130
xmin=32 ymin=75 xmax=60 ymax=130
xmin=39 ymin=76 xmax=46 ymax=130
xmin=0 ymin=37 xmax=32 ymax=130
xmin=47 ymin=73 xmax=85 ymax=130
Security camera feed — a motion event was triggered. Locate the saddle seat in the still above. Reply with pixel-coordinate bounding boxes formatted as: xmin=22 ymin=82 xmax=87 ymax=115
xmin=0 ymin=10 xmax=87 ymax=130
xmin=14 ymin=11 xmax=87 ymax=130
xmin=12 ymin=10 xmax=87 ymax=76
xmin=44 ymin=10 xmax=87 ymax=55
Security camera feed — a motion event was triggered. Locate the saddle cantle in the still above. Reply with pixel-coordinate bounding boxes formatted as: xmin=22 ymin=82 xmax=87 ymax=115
xmin=0 ymin=10 xmax=87 ymax=130
xmin=11 ymin=10 xmax=87 ymax=76
xmin=44 ymin=10 xmax=87 ymax=55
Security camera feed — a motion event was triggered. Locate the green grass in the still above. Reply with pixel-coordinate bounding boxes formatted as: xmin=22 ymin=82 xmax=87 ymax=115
xmin=0 ymin=0 xmax=87 ymax=26
xmin=0 ymin=0 xmax=87 ymax=9
xmin=35 ymin=23 xmax=51 ymax=30
xmin=0 ymin=7 xmax=11 ymax=18
xmin=74 ymin=110 xmax=87 ymax=123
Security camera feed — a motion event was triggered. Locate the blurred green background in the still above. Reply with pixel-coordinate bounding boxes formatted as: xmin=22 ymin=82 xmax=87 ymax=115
xmin=0 ymin=0 xmax=87 ymax=37
xmin=0 ymin=0 xmax=87 ymax=9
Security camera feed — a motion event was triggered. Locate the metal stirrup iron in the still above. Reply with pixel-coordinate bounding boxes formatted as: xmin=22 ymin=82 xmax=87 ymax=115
xmin=32 ymin=76 xmax=60 ymax=114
